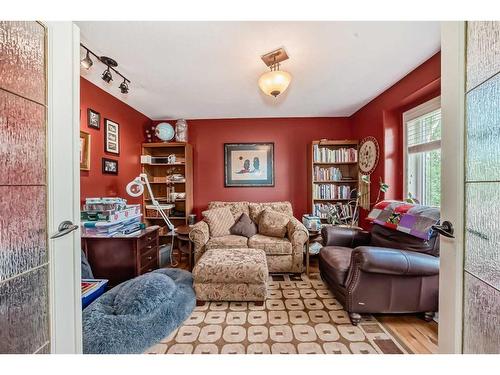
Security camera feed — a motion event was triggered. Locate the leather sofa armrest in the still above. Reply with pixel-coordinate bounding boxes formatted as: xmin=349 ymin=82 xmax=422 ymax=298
xmin=321 ymin=226 xmax=371 ymax=248
xmin=351 ymin=246 xmax=440 ymax=276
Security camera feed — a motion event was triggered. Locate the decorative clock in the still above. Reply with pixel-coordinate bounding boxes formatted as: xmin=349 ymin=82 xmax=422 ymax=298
xmin=358 ymin=136 xmax=379 ymax=175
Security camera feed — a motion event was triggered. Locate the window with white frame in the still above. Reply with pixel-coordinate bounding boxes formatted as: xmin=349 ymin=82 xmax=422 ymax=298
xmin=403 ymin=97 xmax=441 ymax=207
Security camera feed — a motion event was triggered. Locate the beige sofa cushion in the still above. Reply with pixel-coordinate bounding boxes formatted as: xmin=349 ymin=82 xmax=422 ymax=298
xmin=206 ymin=235 xmax=248 ymax=250
xmin=248 ymin=201 xmax=293 ymax=223
xmin=208 ymin=201 xmax=250 ymax=220
xmin=202 ymin=206 xmax=235 ymax=237
xmin=258 ymin=209 xmax=290 ymax=238
xmin=248 ymin=234 xmax=293 ymax=255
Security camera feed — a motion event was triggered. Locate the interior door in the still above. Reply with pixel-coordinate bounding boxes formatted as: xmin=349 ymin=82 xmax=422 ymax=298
xmin=0 ymin=21 xmax=81 ymax=354
xmin=46 ymin=22 xmax=83 ymax=354
xmin=440 ymin=21 xmax=500 ymax=354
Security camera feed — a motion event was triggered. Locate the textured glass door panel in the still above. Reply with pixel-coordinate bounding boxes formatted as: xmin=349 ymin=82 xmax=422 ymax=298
xmin=465 ymin=74 xmax=500 ymax=182
xmin=0 ymin=21 xmax=45 ymax=105
xmin=464 ymin=20 xmax=500 ymax=354
xmin=463 ymin=273 xmax=500 ymax=353
xmin=0 ymin=186 xmax=47 ymax=281
xmin=0 ymin=89 xmax=46 ymax=185
xmin=0 ymin=266 xmax=49 ymax=353
xmin=0 ymin=21 xmax=49 ymax=354
xmin=466 ymin=21 xmax=500 ymax=92
xmin=465 ymin=183 xmax=500 ymax=289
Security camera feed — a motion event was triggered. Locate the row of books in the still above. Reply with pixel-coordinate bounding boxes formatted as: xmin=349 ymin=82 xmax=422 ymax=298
xmin=313 ymin=202 xmax=357 ymax=220
xmin=313 ymin=166 xmax=343 ymax=181
xmin=313 ymin=184 xmax=351 ymax=200
xmin=313 ymin=145 xmax=358 ymax=163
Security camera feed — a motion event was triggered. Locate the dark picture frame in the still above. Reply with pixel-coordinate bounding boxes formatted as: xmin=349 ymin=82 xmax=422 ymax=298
xmin=104 ymin=118 xmax=120 ymax=155
xmin=87 ymin=108 xmax=100 ymax=129
xmin=102 ymin=158 xmax=118 ymax=175
xmin=224 ymin=143 xmax=274 ymax=187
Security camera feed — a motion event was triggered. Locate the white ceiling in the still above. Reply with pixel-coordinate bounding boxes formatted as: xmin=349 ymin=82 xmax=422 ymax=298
xmin=76 ymin=21 xmax=440 ymax=120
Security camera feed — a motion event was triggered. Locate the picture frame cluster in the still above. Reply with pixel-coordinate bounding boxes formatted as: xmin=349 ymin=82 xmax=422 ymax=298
xmin=80 ymin=107 xmax=120 ymax=174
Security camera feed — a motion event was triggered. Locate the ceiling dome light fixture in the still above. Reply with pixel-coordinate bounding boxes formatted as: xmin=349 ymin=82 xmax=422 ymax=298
xmin=80 ymin=44 xmax=131 ymax=94
xmin=258 ymin=47 xmax=292 ymax=98
xmin=80 ymin=50 xmax=93 ymax=69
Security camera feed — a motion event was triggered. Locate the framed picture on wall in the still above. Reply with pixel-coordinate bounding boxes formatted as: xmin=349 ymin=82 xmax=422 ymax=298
xmin=80 ymin=131 xmax=91 ymax=171
xmin=102 ymin=158 xmax=118 ymax=175
xmin=104 ymin=118 xmax=120 ymax=155
xmin=88 ymin=108 xmax=100 ymax=129
xmin=224 ymin=143 xmax=274 ymax=187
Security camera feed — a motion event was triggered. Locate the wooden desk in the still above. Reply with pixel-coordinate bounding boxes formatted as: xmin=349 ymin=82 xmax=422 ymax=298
xmin=82 ymin=226 xmax=160 ymax=287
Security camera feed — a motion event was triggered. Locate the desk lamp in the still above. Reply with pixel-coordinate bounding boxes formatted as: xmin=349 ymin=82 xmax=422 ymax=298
xmin=126 ymin=173 xmax=177 ymax=266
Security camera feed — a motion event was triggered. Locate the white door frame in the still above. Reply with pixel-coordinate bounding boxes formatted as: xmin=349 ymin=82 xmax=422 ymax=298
xmin=438 ymin=21 xmax=466 ymax=354
xmin=47 ymin=22 xmax=82 ymax=354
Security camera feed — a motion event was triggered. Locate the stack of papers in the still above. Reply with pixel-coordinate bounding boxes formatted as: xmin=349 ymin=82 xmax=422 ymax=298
xmin=81 ymin=215 xmax=142 ymax=237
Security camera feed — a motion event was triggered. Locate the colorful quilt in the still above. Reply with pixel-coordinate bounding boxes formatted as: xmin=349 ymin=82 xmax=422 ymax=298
xmin=367 ymin=200 xmax=440 ymax=240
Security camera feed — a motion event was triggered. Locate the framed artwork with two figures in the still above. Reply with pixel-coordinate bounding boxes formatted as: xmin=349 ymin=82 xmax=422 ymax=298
xmin=224 ymin=143 xmax=274 ymax=187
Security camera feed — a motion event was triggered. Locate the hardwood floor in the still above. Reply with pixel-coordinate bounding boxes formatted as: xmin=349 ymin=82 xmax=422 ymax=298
xmin=169 ymin=249 xmax=439 ymax=354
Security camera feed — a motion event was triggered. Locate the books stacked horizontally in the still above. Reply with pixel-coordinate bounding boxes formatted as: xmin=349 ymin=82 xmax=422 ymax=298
xmin=313 ymin=184 xmax=351 ymax=200
xmin=81 ymin=197 xmax=142 ymax=237
xmin=313 ymin=145 xmax=358 ymax=163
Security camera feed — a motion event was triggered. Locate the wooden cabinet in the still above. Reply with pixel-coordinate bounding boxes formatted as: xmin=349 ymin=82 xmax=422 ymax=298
xmin=82 ymin=227 xmax=160 ymax=287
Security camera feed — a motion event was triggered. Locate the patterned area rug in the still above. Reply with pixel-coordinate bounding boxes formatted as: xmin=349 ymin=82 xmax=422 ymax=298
xmin=145 ymin=273 xmax=410 ymax=354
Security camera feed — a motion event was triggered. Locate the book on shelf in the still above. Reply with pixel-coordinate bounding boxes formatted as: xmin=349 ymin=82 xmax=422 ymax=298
xmin=313 ymin=166 xmax=343 ymax=181
xmin=313 ymin=202 xmax=356 ymax=221
xmin=313 ymin=184 xmax=351 ymax=200
xmin=313 ymin=145 xmax=358 ymax=163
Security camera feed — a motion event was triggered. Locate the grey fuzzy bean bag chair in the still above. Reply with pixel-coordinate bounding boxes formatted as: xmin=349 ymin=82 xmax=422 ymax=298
xmin=83 ymin=268 xmax=195 ymax=354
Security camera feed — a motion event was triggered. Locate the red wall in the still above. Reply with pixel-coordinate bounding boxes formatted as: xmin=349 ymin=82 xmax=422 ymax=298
xmin=153 ymin=118 xmax=353 ymax=219
xmin=80 ymin=77 xmax=151 ymax=205
xmin=351 ymin=52 xmax=441 ymax=226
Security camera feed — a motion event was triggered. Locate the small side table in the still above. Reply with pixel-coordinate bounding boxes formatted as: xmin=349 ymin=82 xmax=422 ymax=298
xmin=175 ymin=225 xmax=193 ymax=270
xmin=305 ymin=230 xmax=322 ymax=277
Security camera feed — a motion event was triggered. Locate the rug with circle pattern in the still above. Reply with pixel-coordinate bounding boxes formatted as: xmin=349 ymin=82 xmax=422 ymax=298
xmin=145 ymin=273 xmax=410 ymax=354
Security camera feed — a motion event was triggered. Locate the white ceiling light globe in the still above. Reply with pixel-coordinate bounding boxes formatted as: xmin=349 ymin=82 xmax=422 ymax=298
xmin=258 ymin=70 xmax=292 ymax=97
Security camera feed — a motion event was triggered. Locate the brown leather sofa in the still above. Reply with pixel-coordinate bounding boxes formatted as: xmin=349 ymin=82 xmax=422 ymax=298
xmin=319 ymin=224 xmax=439 ymax=325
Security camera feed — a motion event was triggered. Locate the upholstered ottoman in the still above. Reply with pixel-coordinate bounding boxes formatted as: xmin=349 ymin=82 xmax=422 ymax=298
xmin=192 ymin=248 xmax=268 ymax=302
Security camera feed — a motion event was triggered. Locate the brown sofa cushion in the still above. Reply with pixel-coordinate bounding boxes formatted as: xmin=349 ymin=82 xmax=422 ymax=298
xmin=258 ymin=209 xmax=290 ymax=238
xmin=230 ymin=213 xmax=257 ymax=238
xmin=202 ymin=206 xmax=235 ymax=238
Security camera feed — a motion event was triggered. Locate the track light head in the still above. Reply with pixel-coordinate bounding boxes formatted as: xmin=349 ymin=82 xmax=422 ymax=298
xmin=101 ymin=67 xmax=113 ymax=83
xmin=119 ymin=79 xmax=129 ymax=94
xmin=80 ymin=50 xmax=93 ymax=70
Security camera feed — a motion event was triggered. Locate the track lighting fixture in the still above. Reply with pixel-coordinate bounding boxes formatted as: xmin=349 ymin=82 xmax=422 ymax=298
xmin=80 ymin=43 xmax=131 ymax=94
xmin=80 ymin=50 xmax=93 ymax=69
xmin=119 ymin=79 xmax=129 ymax=94
xmin=101 ymin=66 xmax=113 ymax=83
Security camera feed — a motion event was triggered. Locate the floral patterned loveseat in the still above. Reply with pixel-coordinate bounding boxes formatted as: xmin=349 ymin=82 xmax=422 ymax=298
xmin=189 ymin=201 xmax=308 ymax=273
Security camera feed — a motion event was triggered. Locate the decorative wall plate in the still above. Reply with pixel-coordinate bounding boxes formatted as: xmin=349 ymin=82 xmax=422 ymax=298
xmin=358 ymin=136 xmax=379 ymax=175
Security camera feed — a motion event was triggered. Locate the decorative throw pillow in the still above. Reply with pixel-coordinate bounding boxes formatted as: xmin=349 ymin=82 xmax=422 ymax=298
xmin=230 ymin=213 xmax=258 ymax=238
xmin=258 ymin=209 xmax=290 ymax=238
xmin=202 ymin=206 xmax=235 ymax=238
